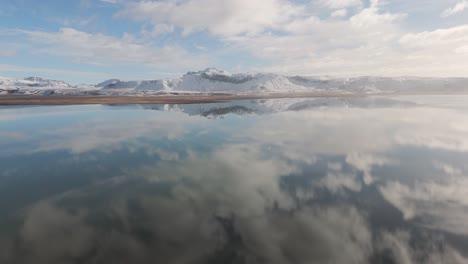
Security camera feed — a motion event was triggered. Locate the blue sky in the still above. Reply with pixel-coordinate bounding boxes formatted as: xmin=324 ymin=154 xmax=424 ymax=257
xmin=1 ymin=0 xmax=468 ymax=84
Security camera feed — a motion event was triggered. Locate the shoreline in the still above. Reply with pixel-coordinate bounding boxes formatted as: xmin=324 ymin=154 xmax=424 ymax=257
xmin=0 ymin=92 xmax=370 ymax=106
xmin=1 ymin=92 xmax=465 ymax=106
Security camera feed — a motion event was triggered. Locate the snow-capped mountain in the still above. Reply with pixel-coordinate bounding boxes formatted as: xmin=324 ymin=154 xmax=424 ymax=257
xmin=94 ymin=68 xmax=468 ymax=95
xmin=2 ymin=68 xmax=468 ymax=96
xmin=0 ymin=76 xmax=99 ymax=95
xmin=173 ymin=69 xmax=306 ymax=93
xmin=287 ymin=76 xmax=468 ymax=94
xmin=99 ymin=68 xmax=307 ymax=93
xmin=0 ymin=76 xmax=73 ymax=91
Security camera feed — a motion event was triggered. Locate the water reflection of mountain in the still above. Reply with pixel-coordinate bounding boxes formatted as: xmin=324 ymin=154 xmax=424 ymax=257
xmin=138 ymin=97 xmax=417 ymax=117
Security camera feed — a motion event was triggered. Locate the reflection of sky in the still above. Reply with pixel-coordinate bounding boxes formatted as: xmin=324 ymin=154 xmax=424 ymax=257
xmin=1 ymin=96 xmax=468 ymax=263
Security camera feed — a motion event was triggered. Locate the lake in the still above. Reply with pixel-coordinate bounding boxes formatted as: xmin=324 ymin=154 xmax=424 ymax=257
xmin=1 ymin=95 xmax=468 ymax=264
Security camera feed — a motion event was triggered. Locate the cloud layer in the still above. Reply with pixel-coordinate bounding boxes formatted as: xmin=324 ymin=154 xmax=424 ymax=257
xmin=3 ymin=0 xmax=468 ymax=81
xmin=441 ymin=1 xmax=468 ymax=17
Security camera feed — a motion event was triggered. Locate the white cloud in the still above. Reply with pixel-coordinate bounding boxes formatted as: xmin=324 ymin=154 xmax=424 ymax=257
xmin=225 ymin=2 xmax=414 ymax=76
xmin=115 ymin=0 xmax=468 ymax=77
xmin=441 ymin=1 xmax=468 ymax=17
xmin=399 ymin=25 xmax=468 ymax=48
xmin=5 ymin=0 xmax=468 ymax=77
xmin=117 ymin=0 xmax=468 ymax=77
xmin=8 ymin=27 xmax=206 ymax=68
xmin=349 ymin=3 xmax=404 ymax=29
xmin=396 ymin=25 xmax=468 ymax=75
xmin=320 ymin=0 xmax=362 ymax=10
xmin=331 ymin=9 xmax=348 ymax=18
xmin=118 ymin=0 xmax=303 ymax=37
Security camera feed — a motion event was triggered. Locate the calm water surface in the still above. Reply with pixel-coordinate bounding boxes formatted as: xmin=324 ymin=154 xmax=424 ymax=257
xmin=1 ymin=96 xmax=468 ymax=263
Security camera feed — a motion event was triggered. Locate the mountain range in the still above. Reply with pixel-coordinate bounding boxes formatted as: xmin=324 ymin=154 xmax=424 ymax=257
xmin=2 ymin=68 xmax=468 ymax=96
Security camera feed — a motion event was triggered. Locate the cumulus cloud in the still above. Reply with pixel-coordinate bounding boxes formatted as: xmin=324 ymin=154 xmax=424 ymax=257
xmin=226 ymin=1 xmax=414 ymax=76
xmin=441 ymin=1 xmax=468 ymax=17
xmin=400 ymin=25 xmax=468 ymax=48
xmin=118 ymin=0 xmax=303 ymax=37
xmin=320 ymin=0 xmax=362 ymax=10
xmin=118 ymin=0 xmax=468 ymax=77
xmin=396 ymin=24 xmax=468 ymax=73
xmin=3 ymin=0 xmax=468 ymax=77
xmin=331 ymin=8 xmax=348 ymax=18
xmin=117 ymin=0 xmax=461 ymax=77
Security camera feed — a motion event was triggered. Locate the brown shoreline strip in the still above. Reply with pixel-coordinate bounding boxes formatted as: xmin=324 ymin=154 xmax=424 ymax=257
xmin=0 ymin=92 xmax=368 ymax=106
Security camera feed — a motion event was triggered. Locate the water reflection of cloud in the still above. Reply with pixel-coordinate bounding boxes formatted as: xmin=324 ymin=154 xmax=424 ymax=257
xmin=319 ymin=171 xmax=362 ymax=194
xmin=346 ymin=152 xmax=395 ymax=185
xmin=3 ymin=99 xmax=468 ymax=263
xmin=4 ymin=101 xmax=468 ymax=158
xmin=377 ymin=231 xmax=468 ymax=264
xmin=1 ymin=142 xmax=374 ymax=263
xmin=3 ymin=139 xmax=468 ymax=263
xmin=380 ymin=174 xmax=468 ymax=235
xmin=35 ymin=113 xmax=207 ymax=154
xmin=0 ymin=111 xmax=211 ymax=156
xmin=0 ymin=141 xmax=366 ymax=263
xmin=242 ymin=107 xmax=468 ymax=155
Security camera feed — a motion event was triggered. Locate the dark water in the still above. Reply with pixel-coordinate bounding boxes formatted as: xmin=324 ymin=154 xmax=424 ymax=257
xmin=1 ymin=96 xmax=468 ymax=264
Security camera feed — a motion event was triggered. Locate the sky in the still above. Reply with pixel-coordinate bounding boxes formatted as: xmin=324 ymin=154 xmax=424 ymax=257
xmin=1 ymin=0 xmax=468 ymax=84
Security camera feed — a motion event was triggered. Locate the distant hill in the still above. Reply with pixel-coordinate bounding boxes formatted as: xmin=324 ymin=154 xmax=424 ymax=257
xmin=2 ymin=68 xmax=468 ymax=95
